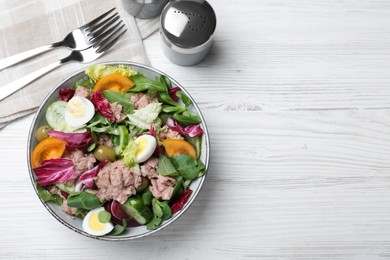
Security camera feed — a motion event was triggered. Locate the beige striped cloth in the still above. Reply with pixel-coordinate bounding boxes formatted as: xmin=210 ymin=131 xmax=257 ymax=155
xmin=0 ymin=0 xmax=160 ymax=129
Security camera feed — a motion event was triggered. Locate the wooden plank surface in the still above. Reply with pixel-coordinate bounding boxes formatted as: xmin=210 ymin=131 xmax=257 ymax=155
xmin=1 ymin=0 xmax=390 ymax=259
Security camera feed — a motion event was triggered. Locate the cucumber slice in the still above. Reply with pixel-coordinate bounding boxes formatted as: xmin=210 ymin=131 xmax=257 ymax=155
xmin=121 ymin=195 xmax=152 ymax=224
xmin=46 ymin=100 xmax=86 ymax=132
xmin=46 ymin=101 xmax=68 ymax=131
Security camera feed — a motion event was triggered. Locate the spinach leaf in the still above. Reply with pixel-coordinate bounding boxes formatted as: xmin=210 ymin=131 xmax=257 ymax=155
xmin=176 ymin=91 xmax=192 ymax=108
xmin=171 ymin=176 xmax=184 ymax=199
xmin=184 ymin=135 xmax=202 ymax=159
xmin=170 ymin=154 xmax=205 ymax=180
xmin=129 ymin=74 xmax=166 ymax=92
xmin=153 ymin=76 xmax=168 ymax=90
xmin=56 ymin=182 xmax=77 ymax=195
xmin=88 ymin=113 xmax=110 ymax=127
xmin=158 ymin=112 xmax=171 ymax=125
xmin=163 ymin=75 xmax=171 ymax=86
xmin=87 ymin=131 xmax=97 ymax=152
xmin=142 ymin=188 xmax=153 ymax=206
xmin=67 ymin=191 xmax=101 ymax=210
xmin=147 ymin=199 xmax=172 ymax=230
xmin=146 ymin=214 xmax=162 ymax=230
xmin=37 ymin=186 xmax=63 ymax=206
xmin=103 ymin=90 xmax=134 ymax=114
xmin=197 ymin=160 xmax=206 ymax=177
xmin=153 ymin=199 xmax=172 ymax=220
xmin=159 ymin=90 xmax=181 ymax=107
xmin=173 ymin=111 xmax=202 ymax=125
xmin=87 ymin=113 xmax=119 ymax=136
xmin=112 ymin=134 xmax=120 ymax=147
xmin=129 ymin=74 xmax=153 ymax=92
xmin=90 ymin=124 xmax=116 ymax=134
xmin=74 ymin=209 xmax=88 ymax=218
xmin=73 ymin=75 xmax=94 ymax=90
xmin=152 ymin=199 xmax=163 ymax=218
xmin=157 ymin=154 xmax=179 ymax=177
xmin=98 ymin=210 xmax=111 ymax=223
xmin=183 ymin=179 xmax=192 ymax=191
xmin=162 ymin=105 xmax=185 ymax=114
xmin=159 ymin=201 xmax=172 ymax=221
xmin=109 ymin=219 xmax=127 ymax=236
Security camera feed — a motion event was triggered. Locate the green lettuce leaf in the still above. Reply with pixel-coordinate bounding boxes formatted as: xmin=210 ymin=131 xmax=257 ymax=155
xmin=85 ymin=65 xmax=137 ymax=82
xmin=123 ymin=140 xmax=137 ymax=167
xmin=127 ymin=102 xmax=162 ymax=129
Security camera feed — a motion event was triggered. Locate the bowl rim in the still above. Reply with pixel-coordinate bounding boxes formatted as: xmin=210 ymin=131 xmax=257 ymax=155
xmin=27 ymin=61 xmax=210 ymax=241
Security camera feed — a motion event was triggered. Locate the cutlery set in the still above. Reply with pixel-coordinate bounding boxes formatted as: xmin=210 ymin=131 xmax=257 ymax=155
xmin=0 ymin=8 xmax=127 ymax=101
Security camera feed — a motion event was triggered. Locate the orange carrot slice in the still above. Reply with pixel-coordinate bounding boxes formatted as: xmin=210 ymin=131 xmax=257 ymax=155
xmin=31 ymin=137 xmax=67 ymax=168
xmin=93 ymin=73 xmax=134 ymax=93
xmin=162 ymin=139 xmax=197 ymax=159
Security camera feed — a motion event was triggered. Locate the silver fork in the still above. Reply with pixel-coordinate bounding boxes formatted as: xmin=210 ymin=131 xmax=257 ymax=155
xmin=0 ymin=8 xmax=119 ymax=71
xmin=0 ymin=25 xmax=127 ymax=101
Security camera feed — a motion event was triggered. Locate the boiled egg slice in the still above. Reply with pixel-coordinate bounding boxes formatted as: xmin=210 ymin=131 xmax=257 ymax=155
xmin=134 ymin=135 xmax=157 ymax=163
xmin=82 ymin=207 xmax=114 ymax=236
xmin=65 ymin=96 xmax=95 ymax=127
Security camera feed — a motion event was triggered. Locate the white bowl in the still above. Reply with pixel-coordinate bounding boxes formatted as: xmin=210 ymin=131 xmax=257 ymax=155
xmin=27 ymin=61 xmax=210 ymax=240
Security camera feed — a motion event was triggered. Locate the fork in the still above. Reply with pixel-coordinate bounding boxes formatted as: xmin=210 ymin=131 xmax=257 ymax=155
xmin=0 ymin=8 xmax=119 ymax=71
xmin=0 ymin=24 xmax=127 ymax=101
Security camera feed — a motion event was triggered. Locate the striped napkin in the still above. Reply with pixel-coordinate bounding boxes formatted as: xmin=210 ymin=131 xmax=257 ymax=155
xmin=0 ymin=0 xmax=159 ymax=129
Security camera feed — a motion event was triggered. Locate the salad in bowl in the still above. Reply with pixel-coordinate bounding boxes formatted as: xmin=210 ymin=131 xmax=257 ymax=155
xmin=27 ymin=62 xmax=209 ymax=240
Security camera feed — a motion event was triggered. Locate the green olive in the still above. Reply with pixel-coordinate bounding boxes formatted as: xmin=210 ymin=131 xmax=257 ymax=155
xmin=93 ymin=144 xmax=116 ymax=162
xmin=35 ymin=125 xmax=51 ymax=142
xmin=136 ymin=177 xmax=150 ymax=193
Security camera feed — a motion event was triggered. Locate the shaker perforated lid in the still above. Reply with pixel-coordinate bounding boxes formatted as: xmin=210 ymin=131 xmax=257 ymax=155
xmin=160 ymin=0 xmax=216 ymax=49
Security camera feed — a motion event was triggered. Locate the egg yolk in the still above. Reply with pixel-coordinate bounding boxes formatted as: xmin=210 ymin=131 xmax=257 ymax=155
xmin=67 ymin=98 xmax=86 ymax=118
xmin=135 ymin=138 xmax=147 ymax=154
xmin=88 ymin=212 xmax=105 ymax=231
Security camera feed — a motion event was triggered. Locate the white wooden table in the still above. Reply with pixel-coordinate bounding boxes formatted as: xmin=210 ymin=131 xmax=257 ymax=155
xmin=1 ymin=0 xmax=390 ymax=259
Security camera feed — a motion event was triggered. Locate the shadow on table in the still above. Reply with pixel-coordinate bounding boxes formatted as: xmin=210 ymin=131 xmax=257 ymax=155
xmin=195 ymin=37 xmax=223 ymax=67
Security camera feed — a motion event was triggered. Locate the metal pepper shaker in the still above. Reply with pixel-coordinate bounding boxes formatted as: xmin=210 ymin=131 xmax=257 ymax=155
xmin=159 ymin=0 xmax=217 ymax=66
xmin=121 ymin=0 xmax=169 ymax=19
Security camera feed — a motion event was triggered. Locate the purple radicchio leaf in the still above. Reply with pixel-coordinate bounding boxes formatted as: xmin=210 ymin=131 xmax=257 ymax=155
xmin=58 ymin=88 xmax=75 ymax=101
xmin=91 ymin=91 xmax=116 ymax=122
xmin=48 ymin=130 xmax=94 ymax=150
xmin=74 ymin=160 xmax=107 ymax=192
xmin=166 ymin=117 xmax=203 ymax=137
xmin=34 ymin=158 xmax=79 ymax=186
